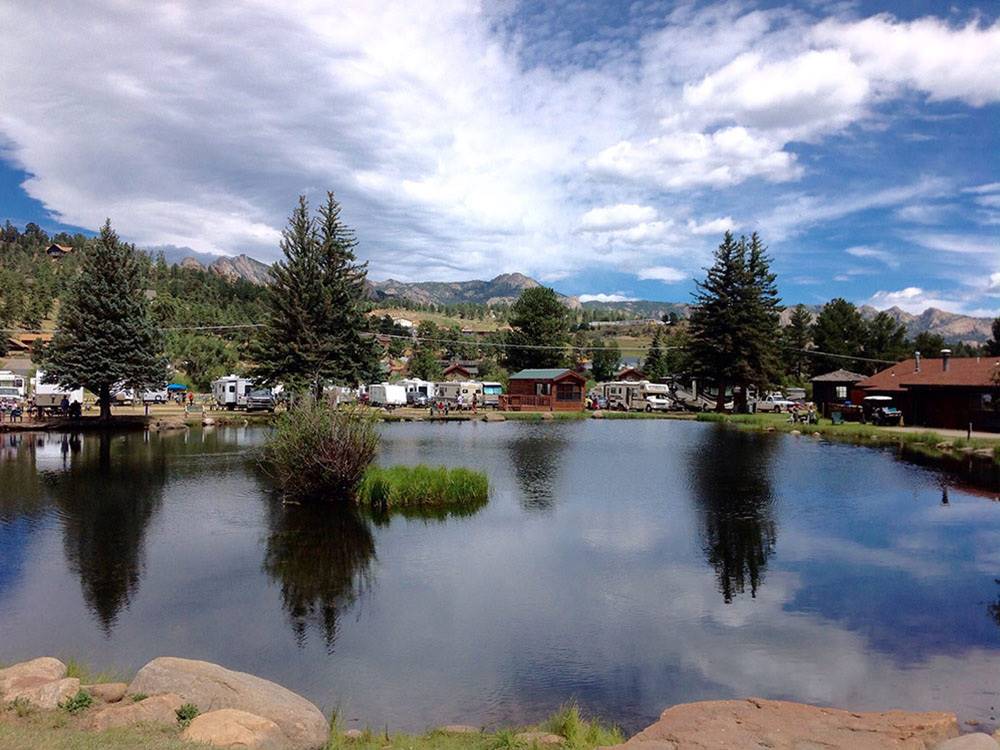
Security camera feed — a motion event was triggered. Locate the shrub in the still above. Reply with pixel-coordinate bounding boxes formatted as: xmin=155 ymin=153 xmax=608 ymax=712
xmin=59 ymin=689 xmax=93 ymax=714
xmin=542 ymin=702 xmax=623 ymax=748
xmin=357 ymin=465 xmax=489 ymax=513
xmin=130 ymin=692 xmax=148 ymax=703
xmin=262 ymin=400 xmax=380 ymax=500
xmin=176 ymin=702 xmax=200 ymax=727
xmin=7 ymin=696 xmax=34 ymax=717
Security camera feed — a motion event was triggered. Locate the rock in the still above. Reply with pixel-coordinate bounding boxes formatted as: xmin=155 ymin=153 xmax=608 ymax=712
xmin=438 ymin=725 xmax=480 ymax=734
xmin=181 ymin=708 xmax=286 ymax=749
xmin=812 ymin=432 xmax=822 ymax=437
xmin=202 ymin=417 xmax=216 ymax=426
xmin=973 ymin=448 xmax=994 ymax=459
xmin=483 ymin=413 xmax=506 ymax=422
xmin=86 ymin=692 xmax=184 ymax=731
xmin=516 ymin=731 xmax=564 ymax=745
xmin=591 ymin=411 xmax=605 ymax=419
xmin=0 ymin=657 xmax=67 ymax=698
xmin=151 ymin=419 xmax=187 ymax=432
xmin=790 ymin=429 xmax=801 ymax=436
xmin=765 ymin=426 xmax=776 ymax=432
xmin=540 ymin=412 xmax=554 ymax=420
xmin=606 ymin=699 xmax=959 ymax=750
xmin=343 ymin=728 xmax=364 ymax=739
xmin=128 ymin=657 xmax=328 ymax=750
xmin=7 ymin=677 xmax=80 ymax=709
xmin=934 ymin=735 xmax=1000 ymax=750
xmin=85 ymin=682 xmax=128 ymax=703
xmin=936 ymin=441 xmax=954 ymax=450
xmin=960 ymin=446 xmax=976 ymax=454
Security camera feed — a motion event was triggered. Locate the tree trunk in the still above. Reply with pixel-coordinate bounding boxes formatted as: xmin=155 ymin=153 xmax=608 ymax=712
xmin=99 ymin=384 xmax=111 ymax=420
xmin=313 ymin=378 xmax=324 ymax=403
xmin=715 ymin=378 xmax=727 ymax=412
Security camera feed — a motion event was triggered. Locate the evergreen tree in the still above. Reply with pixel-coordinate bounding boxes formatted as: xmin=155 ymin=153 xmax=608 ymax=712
xmin=644 ymin=328 xmax=668 ymax=380
xmin=810 ymin=298 xmax=867 ymax=373
xmin=409 ymin=321 xmax=442 ymax=380
xmin=986 ymin=318 xmax=1000 ymax=356
xmin=864 ymin=311 xmax=908 ymax=372
xmin=40 ymin=221 xmax=165 ymax=419
xmin=913 ymin=331 xmax=946 ymax=358
xmin=782 ymin=304 xmax=813 ymax=379
xmin=590 ymin=336 xmax=620 ymax=382
xmin=687 ymin=232 xmax=782 ymax=411
xmin=252 ymin=193 xmax=378 ymax=399
xmin=505 ymin=286 xmax=570 ymax=371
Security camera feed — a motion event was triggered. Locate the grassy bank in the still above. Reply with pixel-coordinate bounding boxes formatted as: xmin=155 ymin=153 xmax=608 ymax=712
xmin=358 ymin=465 xmax=489 ymax=514
xmin=695 ymin=412 xmax=1000 ymax=464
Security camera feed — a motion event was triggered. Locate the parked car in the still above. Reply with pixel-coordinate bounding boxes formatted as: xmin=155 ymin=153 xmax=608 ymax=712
xmin=245 ymin=388 xmax=276 ymax=412
xmin=142 ymin=389 xmax=169 ymax=404
xmin=644 ymin=395 xmax=672 ymax=412
xmin=755 ymin=393 xmax=796 ymax=413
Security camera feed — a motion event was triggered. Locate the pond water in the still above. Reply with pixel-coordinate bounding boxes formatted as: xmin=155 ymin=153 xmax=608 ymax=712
xmin=1 ymin=421 xmax=999 ymax=733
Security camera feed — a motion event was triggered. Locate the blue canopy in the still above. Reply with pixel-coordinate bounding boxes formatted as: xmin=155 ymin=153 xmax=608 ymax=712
xmin=166 ymin=383 xmax=188 ymax=391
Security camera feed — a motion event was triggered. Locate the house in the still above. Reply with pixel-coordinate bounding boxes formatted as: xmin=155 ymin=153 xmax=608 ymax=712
xmin=615 ymin=366 xmax=645 ymax=382
xmin=500 ymin=368 xmax=586 ymax=411
xmin=46 ymin=243 xmax=73 ymax=258
xmin=6 ymin=332 xmax=52 ymax=354
xmin=441 ymin=360 xmax=480 ymax=380
xmin=810 ymin=369 xmax=865 ymax=416
xmin=854 ymin=352 xmax=1000 ymax=431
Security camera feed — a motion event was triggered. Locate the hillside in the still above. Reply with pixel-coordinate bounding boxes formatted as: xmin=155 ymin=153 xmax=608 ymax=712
xmin=370 ymin=273 xmax=580 ymax=308
xmin=173 ymin=253 xmax=271 ymax=285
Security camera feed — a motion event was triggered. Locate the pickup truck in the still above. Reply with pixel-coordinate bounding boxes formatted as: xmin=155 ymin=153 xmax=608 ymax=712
xmin=755 ymin=393 xmax=797 ymax=413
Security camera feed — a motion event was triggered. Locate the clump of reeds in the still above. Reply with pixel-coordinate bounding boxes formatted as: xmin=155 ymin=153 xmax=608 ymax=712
xmin=357 ymin=465 xmax=489 ymax=513
xmin=261 ymin=400 xmax=380 ymax=500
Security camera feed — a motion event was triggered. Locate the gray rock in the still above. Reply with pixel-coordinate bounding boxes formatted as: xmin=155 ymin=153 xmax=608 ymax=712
xmin=934 ymin=734 xmax=1000 ymax=750
xmin=0 ymin=657 xmax=67 ymax=699
xmin=128 ymin=657 xmax=327 ymax=750
xmin=86 ymin=692 xmax=184 ymax=731
xmin=6 ymin=677 xmax=79 ymax=709
xmin=181 ymin=708 xmax=286 ymax=749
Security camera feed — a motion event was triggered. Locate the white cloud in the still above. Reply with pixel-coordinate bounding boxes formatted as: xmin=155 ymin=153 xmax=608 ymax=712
xmin=579 ymin=203 xmax=657 ymax=231
xmin=962 ymin=182 xmax=1000 ymax=195
xmin=578 ymin=292 xmax=638 ymax=303
xmin=894 ymin=204 xmax=951 ymax=224
xmin=844 ymin=245 xmax=899 ymax=268
xmin=687 ymin=216 xmax=736 ymax=235
xmin=906 ymin=232 xmax=999 ymax=255
xmin=637 ymin=266 xmax=687 ymax=283
xmin=867 ymin=287 xmax=957 ymax=314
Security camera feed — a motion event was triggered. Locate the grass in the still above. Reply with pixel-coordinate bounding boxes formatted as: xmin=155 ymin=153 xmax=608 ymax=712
xmin=63 ymin=659 xmax=126 ymax=686
xmin=357 ymin=465 xmax=489 ymax=514
xmin=0 ymin=713 xmax=192 ymax=750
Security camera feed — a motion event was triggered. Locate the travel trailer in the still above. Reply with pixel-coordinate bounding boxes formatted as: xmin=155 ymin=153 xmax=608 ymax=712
xmin=435 ymin=380 xmax=484 ymax=408
xmin=211 ymin=375 xmax=252 ymax=409
xmin=0 ymin=370 xmax=26 ymax=402
xmin=368 ymin=383 xmax=407 ymax=409
xmin=603 ymin=380 xmax=674 ymax=412
xmin=398 ymin=378 xmax=436 ymax=406
xmin=31 ymin=371 xmax=84 ymax=411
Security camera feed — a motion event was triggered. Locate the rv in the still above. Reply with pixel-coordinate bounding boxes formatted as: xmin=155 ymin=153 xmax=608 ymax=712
xmin=435 ymin=380 xmax=484 ymax=408
xmin=603 ymin=380 xmax=674 ymax=412
xmin=481 ymin=381 xmax=503 ymax=408
xmin=398 ymin=378 xmax=436 ymax=406
xmin=0 ymin=370 xmax=26 ymax=403
xmin=368 ymin=383 xmax=407 ymax=409
xmin=211 ymin=375 xmax=252 ymax=409
xmin=31 ymin=371 xmax=84 ymax=412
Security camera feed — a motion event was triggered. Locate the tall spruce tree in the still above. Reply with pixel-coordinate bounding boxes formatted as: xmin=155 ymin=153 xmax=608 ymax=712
xmin=644 ymin=328 xmax=668 ymax=380
xmin=253 ymin=193 xmax=379 ymax=399
xmin=687 ymin=231 xmax=782 ymax=411
xmin=864 ymin=311 xmax=908 ymax=373
xmin=782 ymin=304 xmax=813 ymax=380
xmin=810 ymin=298 xmax=868 ymax=373
xmin=987 ymin=317 xmax=1000 ymax=356
xmin=41 ymin=221 xmax=165 ymax=419
xmin=505 ymin=286 xmax=570 ymax=371
xmin=590 ymin=336 xmax=620 ymax=382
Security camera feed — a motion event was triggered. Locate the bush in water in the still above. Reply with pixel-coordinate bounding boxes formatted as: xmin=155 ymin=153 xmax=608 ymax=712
xmin=262 ymin=400 xmax=380 ymax=500
xmin=357 ymin=465 xmax=488 ymax=512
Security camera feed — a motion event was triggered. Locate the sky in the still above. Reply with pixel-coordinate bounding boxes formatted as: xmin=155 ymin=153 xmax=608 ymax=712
xmin=0 ymin=1 xmax=998 ymax=314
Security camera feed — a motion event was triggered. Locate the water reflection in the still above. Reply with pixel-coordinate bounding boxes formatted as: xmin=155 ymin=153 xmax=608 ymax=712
xmin=44 ymin=432 xmax=168 ymax=633
xmin=263 ymin=501 xmax=375 ymax=652
xmin=691 ymin=428 xmax=778 ymax=603
xmin=508 ymin=428 xmax=567 ymax=513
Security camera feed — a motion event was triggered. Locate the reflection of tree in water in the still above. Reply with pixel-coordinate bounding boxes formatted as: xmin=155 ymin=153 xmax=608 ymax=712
xmin=990 ymin=579 xmax=1000 ymax=628
xmin=0 ymin=434 xmax=48 ymax=521
xmin=45 ymin=432 xmax=168 ymax=633
xmin=263 ymin=501 xmax=375 ymax=652
xmin=508 ymin=428 xmax=567 ymax=512
xmin=691 ymin=428 xmax=778 ymax=603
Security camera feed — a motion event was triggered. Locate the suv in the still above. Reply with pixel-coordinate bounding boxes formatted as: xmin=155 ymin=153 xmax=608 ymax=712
xmin=644 ymin=395 xmax=672 ymax=412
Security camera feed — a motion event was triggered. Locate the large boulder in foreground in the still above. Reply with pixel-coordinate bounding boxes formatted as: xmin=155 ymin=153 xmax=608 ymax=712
xmin=181 ymin=708 xmax=286 ymax=749
xmin=128 ymin=657 xmax=327 ymax=750
xmin=0 ymin=657 xmax=67 ymax=699
xmin=608 ymin=698 xmax=959 ymax=750
xmin=7 ymin=677 xmax=80 ymax=709
xmin=85 ymin=692 xmax=184 ymax=731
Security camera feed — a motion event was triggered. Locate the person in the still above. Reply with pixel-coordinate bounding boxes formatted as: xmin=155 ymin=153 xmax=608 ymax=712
xmin=187 ymin=391 xmax=194 ymax=406
xmin=69 ymin=400 xmax=81 ymax=419
xmin=457 ymin=393 xmax=464 ymax=411
xmin=471 ymin=392 xmax=478 ymax=414
xmin=60 ymin=395 xmax=69 ymax=416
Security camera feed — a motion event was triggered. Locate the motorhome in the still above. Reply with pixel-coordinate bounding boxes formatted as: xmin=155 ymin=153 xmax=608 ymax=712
xmin=368 ymin=383 xmax=407 ymax=409
xmin=0 ymin=370 xmax=26 ymax=403
xmin=603 ymin=380 xmax=674 ymax=412
xmin=398 ymin=378 xmax=436 ymax=406
xmin=31 ymin=371 xmax=84 ymax=411
xmin=481 ymin=381 xmax=503 ymax=408
xmin=211 ymin=375 xmax=252 ymax=409
xmin=435 ymin=380 xmax=484 ymax=408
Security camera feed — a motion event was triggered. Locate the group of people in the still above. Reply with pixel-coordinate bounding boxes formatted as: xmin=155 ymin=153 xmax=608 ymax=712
xmin=429 ymin=392 xmax=478 ymax=416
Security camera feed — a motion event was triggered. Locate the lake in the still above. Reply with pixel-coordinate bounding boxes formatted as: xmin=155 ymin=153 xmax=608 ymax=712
xmin=1 ymin=420 xmax=999 ymax=733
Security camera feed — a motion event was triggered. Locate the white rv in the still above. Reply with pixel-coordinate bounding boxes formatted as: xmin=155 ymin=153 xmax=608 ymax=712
xmin=435 ymin=380 xmax=484 ymax=408
xmin=481 ymin=381 xmax=503 ymax=408
xmin=603 ymin=380 xmax=674 ymax=412
xmin=211 ymin=375 xmax=252 ymax=409
xmin=31 ymin=370 xmax=84 ymax=411
xmin=368 ymin=383 xmax=407 ymax=409
xmin=398 ymin=378 xmax=436 ymax=406
xmin=0 ymin=370 xmax=26 ymax=402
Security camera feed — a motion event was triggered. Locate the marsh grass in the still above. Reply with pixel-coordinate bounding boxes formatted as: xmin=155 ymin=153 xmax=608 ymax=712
xmin=541 ymin=703 xmax=624 ymax=748
xmin=63 ymin=659 xmax=126 ymax=685
xmin=358 ymin=466 xmax=489 ymax=514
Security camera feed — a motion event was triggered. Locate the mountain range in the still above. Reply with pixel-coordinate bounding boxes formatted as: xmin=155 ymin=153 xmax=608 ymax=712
xmin=156 ymin=248 xmax=995 ymax=344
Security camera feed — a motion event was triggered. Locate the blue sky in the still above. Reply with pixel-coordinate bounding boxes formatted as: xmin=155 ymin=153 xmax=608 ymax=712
xmin=1 ymin=1 xmax=998 ymax=313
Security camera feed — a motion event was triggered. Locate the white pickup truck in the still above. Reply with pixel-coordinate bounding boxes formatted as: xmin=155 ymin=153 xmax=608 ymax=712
xmin=755 ymin=392 xmax=797 ymax=413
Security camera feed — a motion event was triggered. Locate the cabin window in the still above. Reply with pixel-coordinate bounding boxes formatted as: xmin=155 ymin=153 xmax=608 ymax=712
xmin=835 ymin=386 xmax=847 ymax=399
xmin=535 ymin=383 xmax=551 ymax=396
xmin=556 ymin=383 xmax=581 ymax=401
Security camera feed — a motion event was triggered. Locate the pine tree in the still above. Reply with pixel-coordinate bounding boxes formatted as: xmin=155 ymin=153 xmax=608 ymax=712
xmin=41 ymin=221 xmax=165 ymax=419
xmin=811 ymin=298 xmax=868 ymax=373
xmin=864 ymin=311 xmax=908 ymax=373
xmin=505 ymin=287 xmax=570 ymax=371
xmin=644 ymin=328 xmax=668 ymax=380
xmin=252 ymin=193 xmax=379 ymax=399
xmin=409 ymin=322 xmax=442 ymax=380
xmin=782 ymin=304 xmax=813 ymax=379
xmin=987 ymin=318 xmax=1000 ymax=356
xmin=590 ymin=336 xmax=620 ymax=382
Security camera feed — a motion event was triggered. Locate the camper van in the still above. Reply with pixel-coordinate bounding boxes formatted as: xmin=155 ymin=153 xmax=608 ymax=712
xmin=0 ymin=370 xmax=26 ymax=404
xmin=481 ymin=381 xmax=503 ymax=408
xmin=398 ymin=378 xmax=436 ymax=406
xmin=211 ymin=375 xmax=252 ymax=409
xmin=603 ymin=380 xmax=674 ymax=412
xmin=31 ymin=371 xmax=84 ymax=412
xmin=435 ymin=380 xmax=484 ymax=408
xmin=368 ymin=383 xmax=407 ymax=409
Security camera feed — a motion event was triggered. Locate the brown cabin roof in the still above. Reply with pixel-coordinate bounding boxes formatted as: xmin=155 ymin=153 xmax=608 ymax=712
xmin=46 ymin=243 xmax=73 ymax=254
xmin=857 ymin=357 xmax=1000 ymax=392
xmin=811 ymin=368 xmax=865 ymax=383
